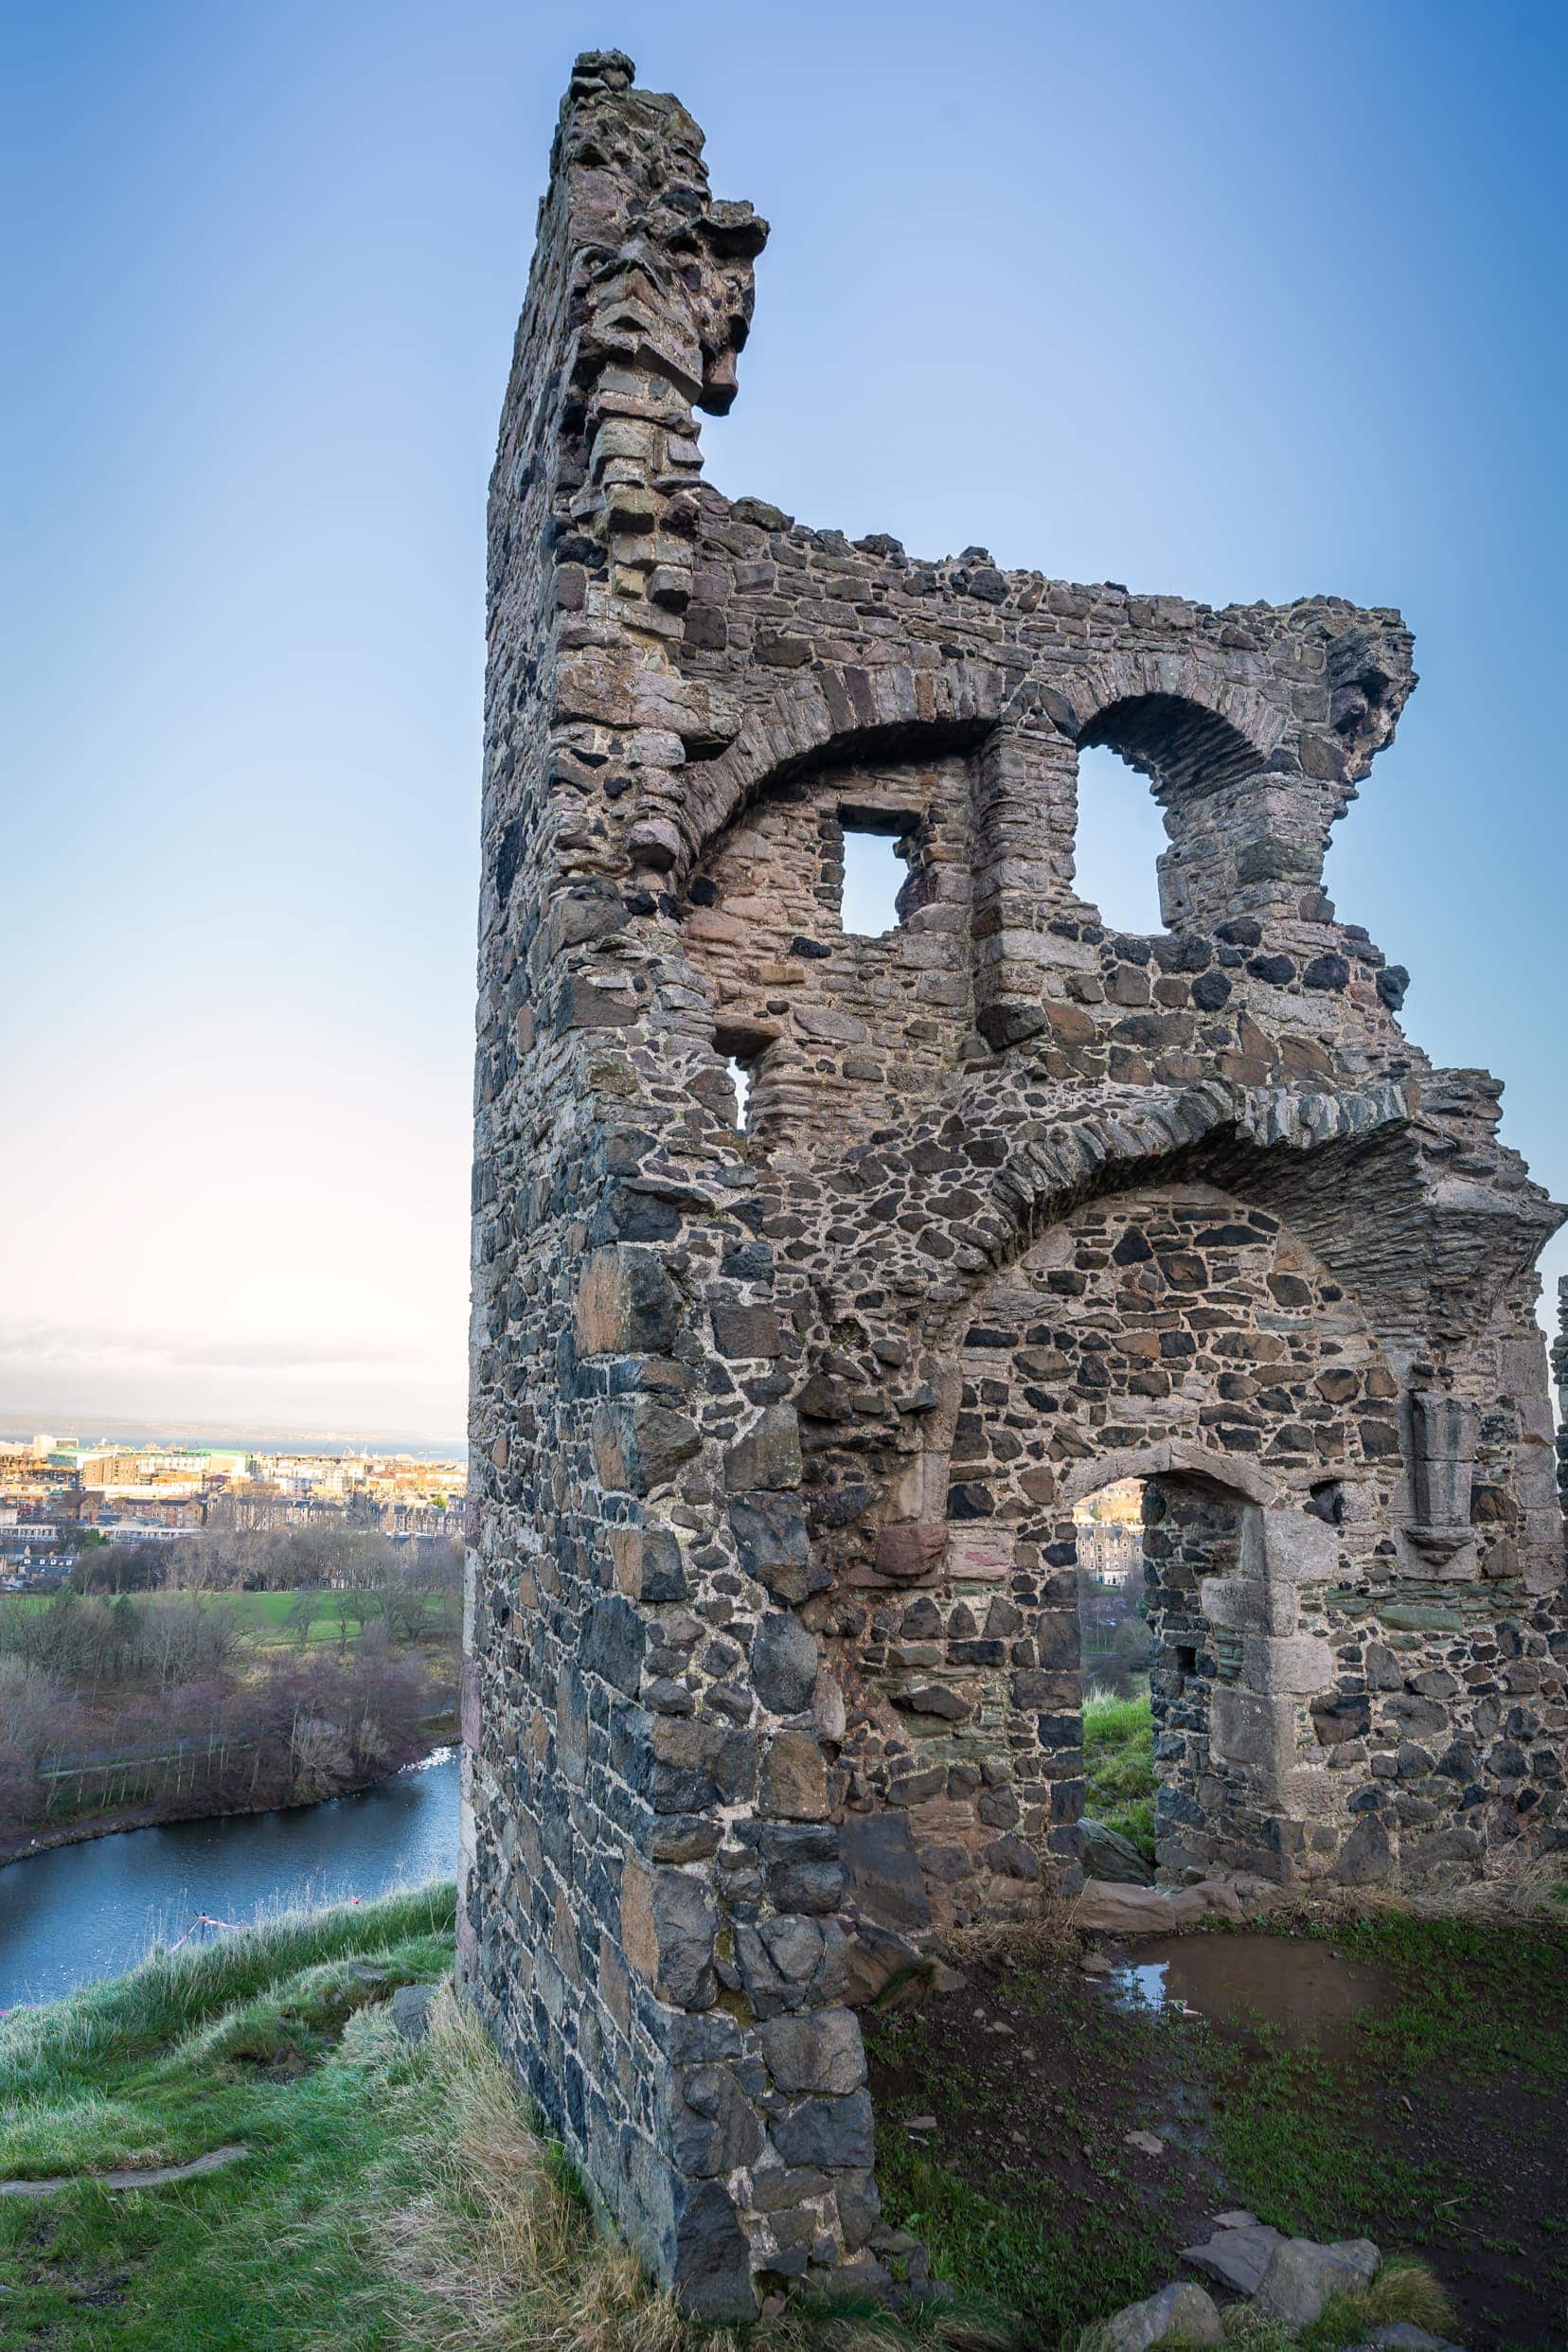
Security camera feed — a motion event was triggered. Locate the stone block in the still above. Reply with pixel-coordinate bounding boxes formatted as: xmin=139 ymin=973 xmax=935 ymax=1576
xmin=584 ymin=1593 xmax=646 ymax=1696
xmin=1209 ymin=1689 xmax=1294 ymax=1785
xmin=758 ymin=2007 xmax=866 ymax=2095
xmin=577 ymin=1247 xmax=682 ymax=1355
xmin=722 ymin=1407 xmax=802 ymax=1492
xmin=750 ymin=1613 xmax=818 ymax=1714
xmin=592 ymin=1399 xmax=702 ymax=1495
xmin=874 ymin=1522 xmax=948 ymax=1581
xmin=670 ymin=2178 xmax=757 ymax=2319
xmin=1241 ymin=1631 xmax=1335 ymax=1696
xmin=1254 ymin=2236 xmax=1380 ymax=2329
xmin=711 ymin=1299 xmax=783 ymax=1358
xmin=1098 ymin=2280 xmax=1221 ymax=2350
xmin=771 ymin=2087 xmax=876 ymax=2170
xmin=839 ymin=1809 xmax=933 ymax=1932
xmin=758 ymin=1730 xmax=830 ymax=1819
xmin=729 ymin=1493 xmax=825 ymax=1603
xmin=1240 ymin=1506 xmax=1339 ymax=1585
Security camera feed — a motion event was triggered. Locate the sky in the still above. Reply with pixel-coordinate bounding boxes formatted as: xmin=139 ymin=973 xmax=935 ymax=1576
xmin=2 ymin=0 xmax=1564 ymax=1442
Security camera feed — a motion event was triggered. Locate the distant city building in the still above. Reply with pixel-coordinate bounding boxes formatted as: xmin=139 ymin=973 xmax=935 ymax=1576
xmin=79 ymin=1450 xmax=142 ymax=1487
xmin=1073 ymin=1475 xmax=1146 ymax=1585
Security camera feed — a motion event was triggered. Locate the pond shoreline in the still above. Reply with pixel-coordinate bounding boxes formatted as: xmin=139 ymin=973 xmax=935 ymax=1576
xmin=0 ymin=1716 xmax=458 ymax=1872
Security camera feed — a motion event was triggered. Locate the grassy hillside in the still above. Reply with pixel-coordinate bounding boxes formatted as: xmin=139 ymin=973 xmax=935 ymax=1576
xmin=6 ymin=1880 xmax=1550 ymax=2349
xmin=0 ymin=1886 xmax=460 ymax=2350
xmin=0 ymin=1888 xmax=980 ymax=2352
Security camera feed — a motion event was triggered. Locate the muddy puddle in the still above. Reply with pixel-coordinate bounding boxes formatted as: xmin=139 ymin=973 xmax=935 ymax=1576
xmin=1104 ymin=1930 xmax=1395 ymax=2058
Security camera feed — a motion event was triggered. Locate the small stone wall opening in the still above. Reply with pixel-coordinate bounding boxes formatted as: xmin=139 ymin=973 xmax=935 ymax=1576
xmin=836 ymin=811 xmax=917 ymax=937
xmin=1071 ymin=743 xmax=1168 ymax=936
xmin=714 ymin=1023 xmax=774 ymax=1134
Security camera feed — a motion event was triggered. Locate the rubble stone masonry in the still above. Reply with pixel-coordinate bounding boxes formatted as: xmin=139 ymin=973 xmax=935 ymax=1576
xmin=461 ymin=53 xmax=1568 ymax=2315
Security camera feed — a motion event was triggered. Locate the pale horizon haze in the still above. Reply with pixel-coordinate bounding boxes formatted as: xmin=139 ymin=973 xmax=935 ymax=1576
xmin=3 ymin=2 xmax=1565 ymax=1442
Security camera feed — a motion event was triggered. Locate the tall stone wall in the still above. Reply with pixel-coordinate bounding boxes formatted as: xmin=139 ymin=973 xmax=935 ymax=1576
xmin=462 ymin=52 xmax=1568 ymax=2315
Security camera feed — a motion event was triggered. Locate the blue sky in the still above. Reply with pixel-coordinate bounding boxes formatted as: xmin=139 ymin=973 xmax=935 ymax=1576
xmin=3 ymin=1 xmax=1564 ymax=1439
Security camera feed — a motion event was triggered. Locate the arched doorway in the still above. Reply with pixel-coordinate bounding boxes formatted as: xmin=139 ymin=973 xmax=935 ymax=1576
xmin=831 ymin=1174 xmax=1402 ymax=1915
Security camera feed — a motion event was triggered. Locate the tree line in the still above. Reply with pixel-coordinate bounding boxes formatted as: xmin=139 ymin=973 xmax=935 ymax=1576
xmin=68 ymin=1527 xmax=464 ymax=1595
xmin=0 ymin=1545 xmax=460 ymax=1844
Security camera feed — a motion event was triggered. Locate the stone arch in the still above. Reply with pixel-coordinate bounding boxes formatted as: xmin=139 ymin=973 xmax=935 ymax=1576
xmin=1078 ymin=691 xmax=1266 ymax=800
xmin=803 ymin=1162 xmax=1401 ymax=1912
xmin=1045 ymin=650 xmax=1285 ymax=774
xmin=1059 ymin=1440 xmax=1277 ymax=1508
xmin=674 ymin=672 xmax=1014 ymax=1146
xmin=672 ymin=656 xmax=1012 ymax=878
xmin=1043 ymin=656 xmax=1331 ymax=933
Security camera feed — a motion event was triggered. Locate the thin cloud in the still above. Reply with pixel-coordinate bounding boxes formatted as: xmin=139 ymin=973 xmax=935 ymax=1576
xmin=0 ymin=1321 xmax=417 ymax=1374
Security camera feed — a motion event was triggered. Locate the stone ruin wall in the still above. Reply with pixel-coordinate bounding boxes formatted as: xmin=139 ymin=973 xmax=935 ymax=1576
xmin=460 ymin=52 xmax=1568 ymax=2316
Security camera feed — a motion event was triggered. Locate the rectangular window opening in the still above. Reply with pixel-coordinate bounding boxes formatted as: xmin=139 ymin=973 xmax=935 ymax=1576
xmin=836 ymin=806 xmax=920 ymax=938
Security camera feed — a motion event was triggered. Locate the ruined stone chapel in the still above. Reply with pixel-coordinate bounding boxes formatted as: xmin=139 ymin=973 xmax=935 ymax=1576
xmin=459 ymin=52 xmax=1568 ymax=2317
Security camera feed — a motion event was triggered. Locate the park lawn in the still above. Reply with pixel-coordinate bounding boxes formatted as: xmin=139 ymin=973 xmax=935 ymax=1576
xmin=4 ymin=1588 xmax=447 ymax=1649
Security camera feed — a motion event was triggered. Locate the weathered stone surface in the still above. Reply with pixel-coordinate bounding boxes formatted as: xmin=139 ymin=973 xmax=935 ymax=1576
xmin=1180 ymin=2223 xmax=1285 ymax=2294
xmin=750 ymin=1613 xmax=818 ymax=1714
xmin=839 ymin=1811 xmax=933 ymax=1932
xmin=1076 ymin=1878 xmax=1242 ymax=1933
xmin=1079 ymin=1816 xmax=1155 ymax=1885
xmin=389 ymin=1984 xmax=437 ymax=2044
xmin=671 ymin=2179 xmax=757 ymax=2321
xmin=771 ymin=2088 xmax=876 ymax=2169
xmin=757 ymin=2007 xmax=866 ymax=2094
xmin=729 ymin=1494 xmax=824 ymax=1604
xmin=1254 ymin=2236 xmax=1380 ymax=2328
xmin=1331 ymin=1814 xmax=1395 ymax=1886
xmin=1097 ymin=2280 xmax=1222 ymax=2350
xmin=463 ymin=45 xmax=1567 ymax=2323
xmin=758 ymin=1730 xmax=830 ymax=1819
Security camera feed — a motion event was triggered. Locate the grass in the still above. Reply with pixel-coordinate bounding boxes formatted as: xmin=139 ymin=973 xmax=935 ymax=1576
xmin=4 ymin=1589 xmax=449 ymax=1650
xmin=1080 ymin=1686 xmax=1155 ymax=1862
xmin=8 ymin=1880 xmax=1560 ymax=2348
xmin=0 ymin=1888 xmax=1013 ymax=2352
xmin=0 ymin=1884 xmax=456 ymax=2348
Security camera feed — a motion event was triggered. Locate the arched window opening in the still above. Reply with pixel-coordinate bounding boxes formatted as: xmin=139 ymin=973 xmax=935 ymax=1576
xmin=1078 ymin=692 xmax=1261 ymax=797
xmin=1072 ymin=745 xmax=1168 ymax=935
xmin=834 ymin=805 xmax=921 ymax=937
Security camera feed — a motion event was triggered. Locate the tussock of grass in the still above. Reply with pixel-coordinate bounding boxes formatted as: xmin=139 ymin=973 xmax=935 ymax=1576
xmin=1297 ymin=2254 xmax=1457 ymax=2350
